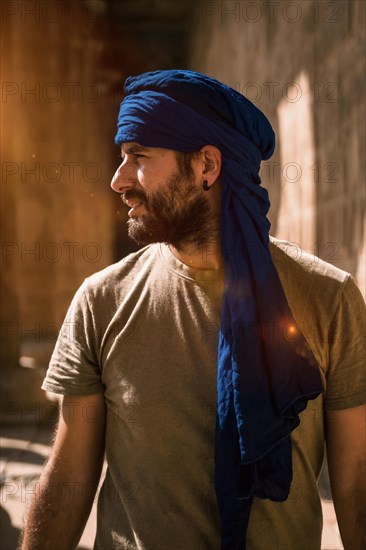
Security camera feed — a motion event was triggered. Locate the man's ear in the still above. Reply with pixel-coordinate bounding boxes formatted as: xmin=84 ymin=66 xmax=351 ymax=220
xmin=200 ymin=145 xmax=222 ymax=186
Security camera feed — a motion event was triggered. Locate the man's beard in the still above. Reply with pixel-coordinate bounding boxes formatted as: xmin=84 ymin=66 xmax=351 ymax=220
xmin=124 ymin=170 xmax=219 ymax=250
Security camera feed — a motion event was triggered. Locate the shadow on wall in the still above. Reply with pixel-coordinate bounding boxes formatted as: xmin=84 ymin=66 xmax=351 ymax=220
xmin=0 ymin=506 xmax=20 ymax=550
xmin=0 ymin=509 xmax=90 ymax=550
xmin=188 ymin=0 xmax=365 ymax=292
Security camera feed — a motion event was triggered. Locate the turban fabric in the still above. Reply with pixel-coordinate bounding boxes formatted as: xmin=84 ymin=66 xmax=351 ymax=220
xmin=115 ymin=70 xmax=323 ymax=549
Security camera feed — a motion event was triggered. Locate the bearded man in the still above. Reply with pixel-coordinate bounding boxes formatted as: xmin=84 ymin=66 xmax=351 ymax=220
xmin=21 ymin=70 xmax=365 ymax=550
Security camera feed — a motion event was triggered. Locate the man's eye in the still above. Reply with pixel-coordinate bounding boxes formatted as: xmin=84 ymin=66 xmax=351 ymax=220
xmin=118 ymin=153 xmax=145 ymax=161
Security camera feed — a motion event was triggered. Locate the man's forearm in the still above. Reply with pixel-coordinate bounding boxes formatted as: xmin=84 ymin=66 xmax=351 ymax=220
xmin=333 ymin=490 xmax=366 ymax=550
xmin=325 ymin=405 xmax=366 ymax=550
xmin=19 ymin=464 xmax=99 ymax=550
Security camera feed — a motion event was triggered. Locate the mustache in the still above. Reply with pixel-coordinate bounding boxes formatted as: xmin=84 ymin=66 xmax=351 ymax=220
xmin=120 ymin=189 xmax=147 ymax=205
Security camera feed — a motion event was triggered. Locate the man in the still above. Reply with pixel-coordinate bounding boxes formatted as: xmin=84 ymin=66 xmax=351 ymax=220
xmin=21 ymin=70 xmax=365 ymax=550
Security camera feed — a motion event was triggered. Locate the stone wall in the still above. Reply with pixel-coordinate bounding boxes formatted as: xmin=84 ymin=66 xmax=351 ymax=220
xmin=0 ymin=0 xmax=199 ymax=423
xmin=1 ymin=0 xmax=119 ymax=421
xmin=188 ymin=0 xmax=365 ymax=293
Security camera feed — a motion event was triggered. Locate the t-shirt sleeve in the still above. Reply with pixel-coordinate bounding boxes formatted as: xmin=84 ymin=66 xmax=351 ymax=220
xmin=42 ymin=280 xmax=104 ymax=396
xmin=325 ymin=275 xmax=366 ymax=410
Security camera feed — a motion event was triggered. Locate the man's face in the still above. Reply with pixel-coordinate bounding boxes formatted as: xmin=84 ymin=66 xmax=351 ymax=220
xmin=111 ymin=143 xmax=218 ymax=250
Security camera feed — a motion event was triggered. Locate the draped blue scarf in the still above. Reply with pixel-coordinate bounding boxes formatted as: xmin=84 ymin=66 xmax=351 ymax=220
xmin=115 ymin=70 xmax=323 ymax=549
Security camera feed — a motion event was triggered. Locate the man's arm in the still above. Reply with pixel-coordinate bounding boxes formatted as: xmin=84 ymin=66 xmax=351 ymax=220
xmin=20 ymin=393 xmax=106 ymax=550
xmin=325 ymin=404 xmax=366 ymax=550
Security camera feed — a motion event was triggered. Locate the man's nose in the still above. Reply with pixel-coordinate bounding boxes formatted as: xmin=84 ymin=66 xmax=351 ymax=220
xmin=110 ymin=161 xmax=137 ymax=193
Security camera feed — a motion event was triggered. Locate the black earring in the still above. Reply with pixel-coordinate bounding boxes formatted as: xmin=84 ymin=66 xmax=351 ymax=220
xmin=202 ymin=180 xmax=210 ymax=191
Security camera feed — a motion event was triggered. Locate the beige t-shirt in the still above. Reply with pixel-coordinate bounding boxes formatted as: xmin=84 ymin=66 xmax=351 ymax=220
xmin=42 ymin=238 xmax=366 ymax=550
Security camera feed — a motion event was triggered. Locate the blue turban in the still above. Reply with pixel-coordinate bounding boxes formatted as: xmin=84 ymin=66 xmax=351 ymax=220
xmin=115 ymin=70 xmax=323 ymax=549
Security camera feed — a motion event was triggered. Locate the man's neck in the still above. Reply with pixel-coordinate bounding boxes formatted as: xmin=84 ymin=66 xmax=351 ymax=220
xmin=168 ymin=241 xmax=223 ymax=270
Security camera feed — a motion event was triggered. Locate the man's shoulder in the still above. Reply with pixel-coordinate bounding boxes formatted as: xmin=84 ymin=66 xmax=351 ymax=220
xmin=269 ymin=236 xmax=350 ymax=287
xmin=269 ymin=236 xmax=353 ymax=331
xmin=84 ymin=243 xmax=160 ymax=292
